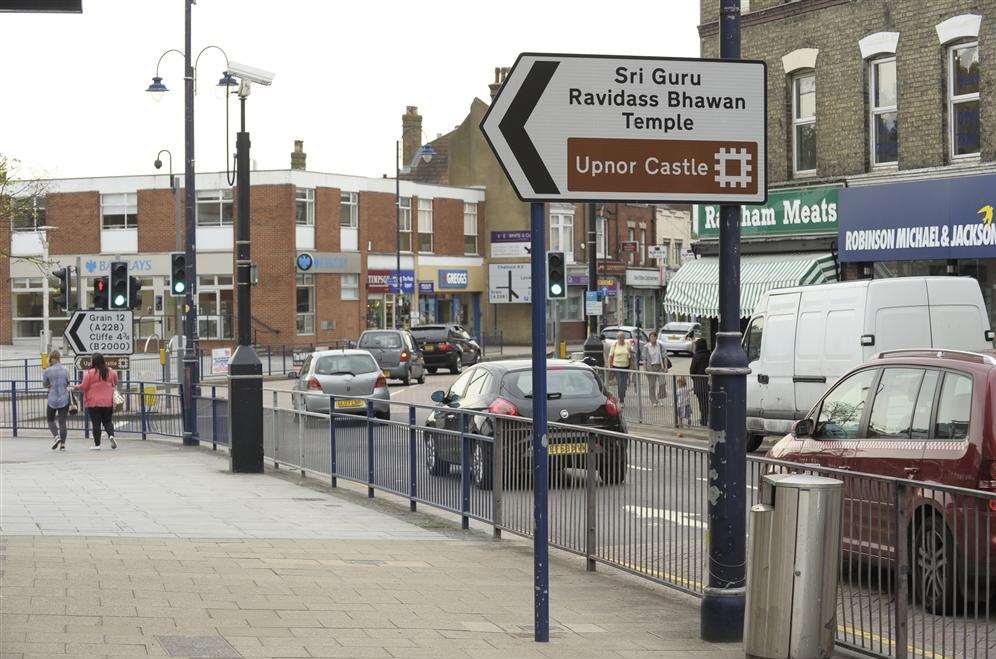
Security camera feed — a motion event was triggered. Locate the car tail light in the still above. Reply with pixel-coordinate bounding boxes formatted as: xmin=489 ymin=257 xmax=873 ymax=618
xmin=438 ymin=342 xmax=454 ymax=351
xmin=375 ymin=375 xmax=387 ymax=389
xmin=604 ymin=395 xmax=621 ymax=416
xmin=488 ymin=397 xmax=518 ymax=416
xmin=307 ymin=376 xmax=322 ymax=391
xmin=979 ymin=460 xmax=996 ymax=490
xmin=400 ymin=350 xmax=409 ymax=362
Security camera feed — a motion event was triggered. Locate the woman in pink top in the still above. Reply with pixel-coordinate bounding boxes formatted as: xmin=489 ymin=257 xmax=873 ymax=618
xmin=76 ymin=353 xmax=118 ymax=450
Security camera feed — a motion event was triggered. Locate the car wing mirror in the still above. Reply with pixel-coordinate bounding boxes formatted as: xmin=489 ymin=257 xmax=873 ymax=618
xmin=430 ymin=390 xmax=447 ymax=404
xmin=793 ymin=418 xmax=815 ymax=438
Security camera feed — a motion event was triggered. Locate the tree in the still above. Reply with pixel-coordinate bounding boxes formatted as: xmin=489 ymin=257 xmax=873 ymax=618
xmin=1 ymin=153 xmax=54 ymax=267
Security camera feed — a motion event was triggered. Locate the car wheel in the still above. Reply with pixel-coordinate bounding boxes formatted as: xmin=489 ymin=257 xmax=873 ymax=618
xmin=912 ymin=513 xmax=961 ymax=614
xmin=598 ymin=441 xmax=628 ymax=485
xmin=376 ymin=410 xmax=390 ymax=421
xmin=746 ymin=434 xmax=764 ymax=453
xmin=471 ymin=440 xmax=494 ymax=490
xmin=425 ymin=434 xmax=450 ymax=476
xmin=427 ymin=367 xmax=437 ymax=375
xmin=416 ymin=369 xmax=425 ymax=385
xmin=451 ymin=356 xmax=462 ymax=374
xmin=402 ymin=368 xmax=411 ymax=386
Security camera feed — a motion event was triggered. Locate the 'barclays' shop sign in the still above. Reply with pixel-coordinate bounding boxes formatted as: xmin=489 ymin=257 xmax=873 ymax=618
xmin=839 ymin=174 xmax=996 ymax=262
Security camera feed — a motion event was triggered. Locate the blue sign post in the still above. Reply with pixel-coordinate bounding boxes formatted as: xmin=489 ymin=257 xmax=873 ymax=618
xmin=529 ymin=201 xmax=549 ymax=642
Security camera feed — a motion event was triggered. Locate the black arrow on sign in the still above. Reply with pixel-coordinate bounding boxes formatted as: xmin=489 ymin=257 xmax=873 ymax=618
xmin=499 ymin=60 xmax=560 ymax=195
xmin=67 ymin=312 xmax=85 ymax=352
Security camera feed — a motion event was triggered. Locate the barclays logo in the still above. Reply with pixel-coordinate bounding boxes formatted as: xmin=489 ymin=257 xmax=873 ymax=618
xmin=85 ymin=260 xmax=97 ymax=273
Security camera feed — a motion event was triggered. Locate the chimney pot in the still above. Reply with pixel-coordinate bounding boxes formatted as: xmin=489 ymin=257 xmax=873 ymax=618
xmin=290 ymin=140 xmax=307 ymax=170
xmin=402 ymin=106 xmax=423 ymax=172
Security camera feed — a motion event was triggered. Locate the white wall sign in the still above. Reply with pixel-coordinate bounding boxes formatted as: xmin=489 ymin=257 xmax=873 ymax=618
xmin=625 ymin=269 xmax=662 ymax=288
xmin=489 ymin=263 xmax=532 ymax=303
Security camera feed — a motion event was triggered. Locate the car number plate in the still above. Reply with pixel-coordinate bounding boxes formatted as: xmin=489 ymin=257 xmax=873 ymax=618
xmin=548 ymin=443 xmax=586 ymax=455
xmin=335 ymin=399 xmax=364 ymax=409
xmin=668 ymin=335 xmax=680 ymax=341
xmin=423 ymin=345 xmax=435 ymax=351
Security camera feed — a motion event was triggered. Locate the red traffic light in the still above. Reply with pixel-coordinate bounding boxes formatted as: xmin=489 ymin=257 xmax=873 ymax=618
xmin=96 ymin=279 xmax=105 ymax=291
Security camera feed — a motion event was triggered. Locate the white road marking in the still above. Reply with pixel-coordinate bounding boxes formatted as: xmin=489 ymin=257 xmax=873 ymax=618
xmin=624 ymin=505 xmax=705 ymax=529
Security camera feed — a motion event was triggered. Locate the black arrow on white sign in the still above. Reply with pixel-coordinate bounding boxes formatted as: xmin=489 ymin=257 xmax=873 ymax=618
xmin=497 ymin=60 xmax=560 ymax=195
xmin=66 ymin=311 xmax=85 ymax=353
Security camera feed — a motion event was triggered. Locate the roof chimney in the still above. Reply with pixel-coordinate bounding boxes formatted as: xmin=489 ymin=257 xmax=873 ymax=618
xmin=489 ymin=67 xmax=510 ymax=100
xmin=290 ymin=140 xmax=306 ymax=170
xmin=402 ymin=106 xmax=422 ymax=171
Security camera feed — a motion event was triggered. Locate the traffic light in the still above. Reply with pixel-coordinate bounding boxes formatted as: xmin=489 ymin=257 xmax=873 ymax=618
xmin=128 ymin=276 xmax=142 ymax=310
xmin=170 ymin=252 xmax=187 ymax=296
xmin=109 ymin=261 xmax=129 ymax=310
xmin=51 ymin=266 xmax=72 ymax=312
xmin=92 ymin=276 xmax=109 ymax=310
xmin=546 ymin=251 xmax=566 ymax=299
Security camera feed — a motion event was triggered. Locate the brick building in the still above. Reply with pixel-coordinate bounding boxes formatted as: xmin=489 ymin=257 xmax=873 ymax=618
xmin=678 ymin=0 xmax=995 ymax=334
xmin=4 ymin=146 xmax=485 ymax=348
xmin=404 ymin=72 xmax=670 ymax=344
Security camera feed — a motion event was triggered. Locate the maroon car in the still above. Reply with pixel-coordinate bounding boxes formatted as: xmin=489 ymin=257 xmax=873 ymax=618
xmin=768 ymin=349 xmax=996 ymax=612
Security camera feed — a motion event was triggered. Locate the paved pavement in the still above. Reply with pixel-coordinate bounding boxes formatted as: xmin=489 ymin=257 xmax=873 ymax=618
xmin=1 ymin=432 xmax=742 ymax=658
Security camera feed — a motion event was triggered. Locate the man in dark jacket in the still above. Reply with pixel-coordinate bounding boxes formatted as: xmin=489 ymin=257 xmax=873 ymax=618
xmin=688 ymin=338 xmax=710 ymax=426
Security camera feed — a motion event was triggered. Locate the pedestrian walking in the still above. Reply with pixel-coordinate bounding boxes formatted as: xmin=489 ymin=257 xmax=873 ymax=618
xmin=608 ymin=331 xmax=634 ymax=405
xmin=642 ymin=332 xmax=664 ymax=406
xmin=689 ymin=338 xmax=711 ymax=426
xmin=75 ymin=353 xmax=118 ymax=450
xmin=42 ymin=350 xmax=71 ymax=450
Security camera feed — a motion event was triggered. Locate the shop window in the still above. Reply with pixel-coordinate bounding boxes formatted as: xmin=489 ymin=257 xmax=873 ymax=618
xmin=11 ymin=277 xmax=69 ymax=339
xmin=340 ymin=191 xmax=358 ymax=228
xmin=418 ymin=198 xmax=433 ymax=253
xmin=296 ymin=273 xmax=315 ymax=335
xmin=398 ymin=197 xmax=412 ymax=252
xmin=101 ymin=192 xmax=138 ymax=229
xmin=550 ymin=204 xmax=574 ymax=262
xmin=463 ymin=202 xmax=478 ymax=255
xmin=197 ymin=275 xmax=234 ymax=339
xmin=11 ymin=196 xmax=45 ymax=232
xmin=792 ymin=72 xmax=817 ymax=175
xmin=341 ymin=273 xmax=359 ymax=301
xmin=295 ymin=188 xmax=315 ymax=226
xmin=869 ymin=57 xmax=898 ymax=166
xmin=195 ymin=189 xmax=233 ymax=227
xmin=948 ymin=42 xmax=980 ymax=159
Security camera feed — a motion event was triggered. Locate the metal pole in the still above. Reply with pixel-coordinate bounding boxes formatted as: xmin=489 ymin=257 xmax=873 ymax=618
xmin=587 ymin=204 xmax=598 ymax=336
xmin=174 ymin=174 xmax=182 ymax=341
xmin=228 ymin=90 xmax=264 ymax=474
xmin=701 ymin=0 xmax=748 ymax=643
xmin=529 ymin=201 xmax=549 ymax=643
xmin=395 ymin=140 xmax=402 ymax=329
xmin=41 ymin=234 xmax=50 ymax=354
xmin=181 ymin=0 xmax=200 ymax=446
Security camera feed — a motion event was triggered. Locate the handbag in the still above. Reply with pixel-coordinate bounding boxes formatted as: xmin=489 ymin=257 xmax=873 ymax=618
xmin=113 ymin=388 xmax=125 ymax=411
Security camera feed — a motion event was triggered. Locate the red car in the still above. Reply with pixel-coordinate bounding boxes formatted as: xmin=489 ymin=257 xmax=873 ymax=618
xmin=768 ymin=349 xmax=996 ymax=613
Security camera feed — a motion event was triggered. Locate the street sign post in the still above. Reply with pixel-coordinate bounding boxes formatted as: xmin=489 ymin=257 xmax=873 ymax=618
xmin=63 ymin=310 xmax=134 ymax=356
xmin=481 ymin=52 xmax=766 ymax=204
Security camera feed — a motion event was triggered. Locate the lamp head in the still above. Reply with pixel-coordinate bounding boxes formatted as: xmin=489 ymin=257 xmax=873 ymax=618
xmin=217 ymin=71 xmax=238 ymax=88
xmin=154 ymin=159 xmax=163 ymax=170
xmin=146 ymin=76 xmax=168 ymax=93
xmin=416 ymin=144 xmax=437 ymax=164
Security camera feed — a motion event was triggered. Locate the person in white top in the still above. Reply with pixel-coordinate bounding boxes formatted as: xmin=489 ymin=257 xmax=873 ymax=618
xmin=642 ymin=332 xmax=664 ymax=406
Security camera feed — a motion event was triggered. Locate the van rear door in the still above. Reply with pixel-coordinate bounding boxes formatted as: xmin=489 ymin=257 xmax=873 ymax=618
xmin=925 ymin=278 xmax=993 ymax=351
xmin=865 ymin=279 xmax=931 ymax=358
xmin=758 ymin=292 xmax=800 ymax=426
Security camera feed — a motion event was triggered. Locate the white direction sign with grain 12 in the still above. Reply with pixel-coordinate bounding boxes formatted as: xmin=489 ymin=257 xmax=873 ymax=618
xmin=481 ymin=53 xmax=767 ymax=204
xmin=64 ymin=310 xmax=134 ymax=356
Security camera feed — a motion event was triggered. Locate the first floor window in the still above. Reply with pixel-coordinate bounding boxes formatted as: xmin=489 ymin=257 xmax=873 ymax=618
xmin=418 ymin=198 xmax=433 ymax=252
xmin=638 ymin=228 xmax=646 ymax=265
xmin=596 ymin=215 xmax=606 ymax=258
xmin=196 ymin=189 xmax=234 ymax=227
xmin=398 ymin=197 xmax=412 ymax=252
xmin=792 ymin=72 xmax=817 ymax=175
xmin=197 ymin=275 xmax=234 ymax=339
xmin=340 ymin=191 xmax=358 ymax=227
xmin=869 ymin=57 xmax=898 ymax=166
xmin=295 ymin=188 xmax=315 ymax=226
xmin=550 ymin=204 xmax=574 ymax=262
xmin=101 ymin=192 xmax=138 ymax=229
xmin=297 ymin=274 xmax=315 ymax=334
xmin=11 ymin=195 xmax=45 ymax=232
xmin=341 ymin=273 xmax=359 ymax=300
xmin=627 ymin=227 xmax=636 ymax=265
xmin=948 ymin=42 xmax=980 ymax=158
xmin=463 ymin=202 xmax=478 ymax=254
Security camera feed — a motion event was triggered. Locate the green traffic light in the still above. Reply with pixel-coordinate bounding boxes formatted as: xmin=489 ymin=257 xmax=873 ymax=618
xmin=114 ymin=294 xmax=126 ymax=307
xmin=173 ymin=281 xmax=185 ymax=294
xmin=550 ymin=283 xmax=563 ymax=296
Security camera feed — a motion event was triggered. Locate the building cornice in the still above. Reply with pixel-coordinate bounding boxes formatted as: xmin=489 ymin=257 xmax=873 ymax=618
xmin=698 ymin=0 xmax=851 ymax=39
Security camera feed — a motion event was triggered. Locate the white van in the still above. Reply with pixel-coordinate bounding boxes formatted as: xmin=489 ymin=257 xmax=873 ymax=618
xmin=743 ymin=276 xmax=994 ymax=451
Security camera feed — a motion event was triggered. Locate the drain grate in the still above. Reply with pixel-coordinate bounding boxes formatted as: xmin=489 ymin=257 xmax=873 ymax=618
xmin=157 ymin=635 xmax=241 ymax=658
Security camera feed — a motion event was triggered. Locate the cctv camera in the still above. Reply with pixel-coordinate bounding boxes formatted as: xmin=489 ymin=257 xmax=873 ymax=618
xmin=227 ymin=61 xmax=275 ymax=86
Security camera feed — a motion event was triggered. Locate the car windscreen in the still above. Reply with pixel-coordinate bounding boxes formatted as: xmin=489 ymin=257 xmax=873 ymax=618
xmin=503 ymin=368 xmax=601 ymax=399
xmin=358 ymin=332 xmax=402 ymax=349
xmin=663 ymin=323 xmax=695 ymax=333
xmin=410 ymin=327 xmax=448 ymax=341
xmin=313 ymin=354 xmax=377 ymax=375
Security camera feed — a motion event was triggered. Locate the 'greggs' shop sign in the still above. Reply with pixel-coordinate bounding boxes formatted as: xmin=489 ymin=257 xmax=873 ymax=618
xmin=696 ymin=186 xmax=839 ymax=239
xmin=838 ymin=174 xmax=996 ymax=262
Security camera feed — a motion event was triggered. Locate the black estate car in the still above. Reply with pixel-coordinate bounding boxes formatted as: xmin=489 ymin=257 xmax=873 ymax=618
xmin=423 ymin=359 xmax=628 ymax=490
xmin=410 ymin=324 xmax=481 ymax=374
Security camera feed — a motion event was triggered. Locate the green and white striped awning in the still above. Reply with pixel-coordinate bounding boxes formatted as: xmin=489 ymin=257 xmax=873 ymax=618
xmin=664 ymin=253 xmax=838 ymax=319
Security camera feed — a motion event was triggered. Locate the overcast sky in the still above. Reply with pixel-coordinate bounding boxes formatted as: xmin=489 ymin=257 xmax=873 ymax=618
xmin=5 ymin=1 xmax=701 ymax=181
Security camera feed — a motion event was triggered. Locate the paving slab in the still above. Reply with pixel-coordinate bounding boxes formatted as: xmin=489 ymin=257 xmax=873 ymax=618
xmin=1 ymin=432 xmax=741 ymax=657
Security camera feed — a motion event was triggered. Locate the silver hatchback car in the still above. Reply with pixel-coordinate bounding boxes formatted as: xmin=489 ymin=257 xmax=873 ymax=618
xmin=291 ymin=349 xmax=391 ymax=419
xmin=357 ymin=329 xmax=426 ymax=385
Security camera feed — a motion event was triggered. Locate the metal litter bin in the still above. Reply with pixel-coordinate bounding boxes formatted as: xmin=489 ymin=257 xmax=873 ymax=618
xmin=745 ymin=473 xmax=843 ymax=659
